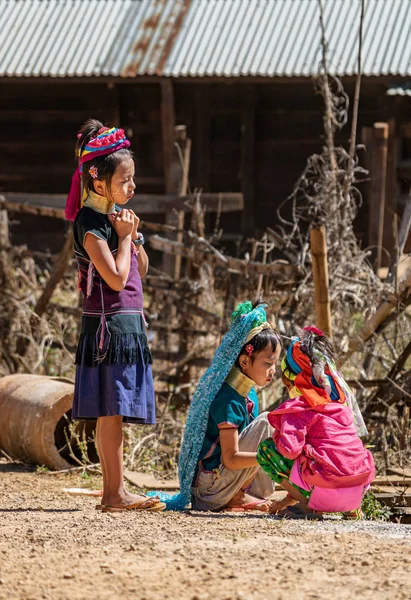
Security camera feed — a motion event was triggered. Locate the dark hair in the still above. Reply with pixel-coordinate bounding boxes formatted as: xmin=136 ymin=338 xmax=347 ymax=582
xmin=76 ymin=118 xmax=133 ymax=199
xmin=299 ymin=329 xmax=335 ymax=363
xmin=235 ymin=297 xmax=281 ymax=366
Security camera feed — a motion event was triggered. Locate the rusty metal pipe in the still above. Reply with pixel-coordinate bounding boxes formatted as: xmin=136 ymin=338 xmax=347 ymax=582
xmin=0 ymin=374 xmax=96 ymax=470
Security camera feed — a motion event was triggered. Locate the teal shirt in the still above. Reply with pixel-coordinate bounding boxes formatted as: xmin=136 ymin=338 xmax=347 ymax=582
xmin=194 ymin=382 xmax=259 ymax=482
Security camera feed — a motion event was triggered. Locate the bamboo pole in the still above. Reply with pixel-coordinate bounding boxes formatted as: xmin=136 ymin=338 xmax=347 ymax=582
xmin=310 ymin=226 xmax=332 ymax=338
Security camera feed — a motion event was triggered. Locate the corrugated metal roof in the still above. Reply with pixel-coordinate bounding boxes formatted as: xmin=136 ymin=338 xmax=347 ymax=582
xmin=387 ymin=83 xmax=411 ymax=96
xmin=1 ymin=0 xmax=410 ymax=78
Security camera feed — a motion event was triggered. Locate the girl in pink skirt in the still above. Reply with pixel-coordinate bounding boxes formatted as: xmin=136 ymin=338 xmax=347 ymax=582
xmin=257 ymin=327 xmax=375 ymax=518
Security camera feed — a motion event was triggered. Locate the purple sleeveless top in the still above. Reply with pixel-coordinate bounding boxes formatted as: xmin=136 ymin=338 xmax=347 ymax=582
xmin=73 ymin=207 xmax=151 ymax=367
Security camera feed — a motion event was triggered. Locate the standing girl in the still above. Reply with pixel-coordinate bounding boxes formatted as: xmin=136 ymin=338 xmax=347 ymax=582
xmin=257 ymin=327 xmax=375 ymax=517
xmin=66 ymin=119 xmax=164 ymax=512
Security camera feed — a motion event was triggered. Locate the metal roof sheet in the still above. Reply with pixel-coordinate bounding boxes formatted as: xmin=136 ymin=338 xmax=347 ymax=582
xmin=386 ymin=83 xmax=411 ymax=96
xmin=1 ymin=0 xmax=410 ymax=78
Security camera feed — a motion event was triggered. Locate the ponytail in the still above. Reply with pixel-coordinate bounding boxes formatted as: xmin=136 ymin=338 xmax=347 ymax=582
xmin=75 ymin=118 xmax=105 ymax=159
xmin=300 ymin=328 xmax=335 ymax=363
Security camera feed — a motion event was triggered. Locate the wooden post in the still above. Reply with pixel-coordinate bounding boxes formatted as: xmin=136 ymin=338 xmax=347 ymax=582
xmin=174 ymin=126 xmax=191 ymax=281
xmin=160 ymin=81 xmax=189 ymax=276
xmin=368 ymin=122 xmax=389 ymax=271
xmin=0 ymin=205 xmax=11 ymax=290
xmin=161 ymin=80 xmax=176 ymax=195
xmin=384 ymin=119 xmax=398 ymax=259
xmin=310 ymin=226 xmax=332 ymax=338
xmin=0 ymin=207 xmax=9 ymax=248
xmin=241 ymin=85 xmax=256 ymax=235
xmin=386 ymin=190 xmax=411 ymax=286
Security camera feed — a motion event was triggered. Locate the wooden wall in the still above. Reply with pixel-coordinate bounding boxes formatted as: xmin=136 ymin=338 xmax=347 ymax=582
xmin=0 ymin=78 xmax=409 ymax=255
xmin=174 ymin=80 xmax=405 ymax=250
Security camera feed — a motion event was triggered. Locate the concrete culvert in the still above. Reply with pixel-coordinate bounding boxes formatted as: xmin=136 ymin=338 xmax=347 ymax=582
xmin=0 ymin=374 xmax=97 ymax=470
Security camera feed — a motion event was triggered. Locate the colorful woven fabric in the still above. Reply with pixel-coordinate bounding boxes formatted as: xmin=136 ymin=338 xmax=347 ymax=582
xmin=65 ymin=127 xmax=130 ymax=221
xmin=148 ymin=302 xmax=268 ymax=510
xmin=257 ymin=437 xmax=310 ymax=499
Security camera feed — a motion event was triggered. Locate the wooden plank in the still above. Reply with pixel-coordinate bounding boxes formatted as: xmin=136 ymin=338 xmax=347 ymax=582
xmin=2 ymin=193 xmax=243 ymax=216
xmin=370 ymin=485 xmax=410 ymax=494
xmin=149 ymin=323 xmax=209 ymax=336
xmin=152 ymin=350 xmax=210 ymax=367
xmin=150 ymin=234 xmax=298 ymax=277
xmin=124 ymin=469 xmax=179 ymax=491
xmin=373 ymin=493 xmax=411 ymax=508
xmin=372 ymin=475 xmax=411 ymax=486
xmin=386 ymin=467 xmax=411 ymax=478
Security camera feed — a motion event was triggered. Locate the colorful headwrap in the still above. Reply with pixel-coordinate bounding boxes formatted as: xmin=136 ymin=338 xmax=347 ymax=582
xmin=148 ymin=301 xmax=269 ymax=510
xmin=65 ymin=127 xmax=130 ymax=221
xmin=281 ymin=332 xmax=368 ymax=437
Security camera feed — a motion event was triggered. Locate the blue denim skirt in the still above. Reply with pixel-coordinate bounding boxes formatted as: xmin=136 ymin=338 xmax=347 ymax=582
xmin=73 ymin=342 xmax=156 ymax=425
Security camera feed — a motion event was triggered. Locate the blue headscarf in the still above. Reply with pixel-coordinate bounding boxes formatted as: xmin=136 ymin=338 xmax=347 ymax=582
xmin=148 ymin=301 xmax=267 ymax=510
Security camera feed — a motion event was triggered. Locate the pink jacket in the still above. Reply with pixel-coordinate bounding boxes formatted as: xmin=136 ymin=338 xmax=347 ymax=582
xmin=268 ymin=397 xmax=375 ymax=490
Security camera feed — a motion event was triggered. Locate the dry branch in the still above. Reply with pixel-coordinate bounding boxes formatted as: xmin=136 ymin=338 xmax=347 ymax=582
xmin=341 ymin=266 xmax=411 ymax=363
xmin=34 ymin=229 xmax=74 ymax=318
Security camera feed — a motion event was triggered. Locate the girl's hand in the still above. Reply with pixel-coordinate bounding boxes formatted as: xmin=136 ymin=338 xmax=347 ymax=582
xmin=111 ymin=209 xmax=134 ymax=239
xmin=128 ymin=209 xmax=140 ymax=240
xmin=268 ymin=494 xmax=298 ymax=514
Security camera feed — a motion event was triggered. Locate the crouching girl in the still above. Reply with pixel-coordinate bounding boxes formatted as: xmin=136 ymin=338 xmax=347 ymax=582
xmin=191 ymin=303 xmax=281 ymax=512
xmin=151 ymin=300 xmax=281 ymax=512
xmin=257 ymin=327 xmax=375 ymax=518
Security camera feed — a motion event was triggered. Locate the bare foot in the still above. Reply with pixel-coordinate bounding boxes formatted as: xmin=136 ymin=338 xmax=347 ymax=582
xmin=269 ymin=494 xmax=298 ymax=514
xmin=225 ymin=490 xmax=270 ymax=512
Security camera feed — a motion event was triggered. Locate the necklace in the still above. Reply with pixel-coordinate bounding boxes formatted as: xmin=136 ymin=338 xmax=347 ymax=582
xmin=83 ymin=190 xmax=116 ymax=215
xmin=225 ymin=366 xmax=255 ymax=397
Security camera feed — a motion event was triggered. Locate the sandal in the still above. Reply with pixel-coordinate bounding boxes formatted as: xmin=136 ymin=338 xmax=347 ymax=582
xmin=343 ymin=509 xmax=364 ymax=520
xmin=96 ymin=493 xmax=161 ymax=512
xmin=277 ymin=503 xmax=324 ymax=520
xmin=102 ymin=498 xmax=166 ymax=513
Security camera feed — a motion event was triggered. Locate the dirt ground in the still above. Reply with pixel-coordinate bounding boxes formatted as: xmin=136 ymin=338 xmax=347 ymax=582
xmin=1 ymin=459 xmax=411 ymax=600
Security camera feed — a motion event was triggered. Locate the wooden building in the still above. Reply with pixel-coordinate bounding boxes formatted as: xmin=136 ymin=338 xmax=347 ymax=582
xmin=1 ymin=0 xmax=410 ymax=258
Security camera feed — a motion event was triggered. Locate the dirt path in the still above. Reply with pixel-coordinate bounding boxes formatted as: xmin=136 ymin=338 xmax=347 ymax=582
xmin=1 ymin=460 xmax=410 ymax=600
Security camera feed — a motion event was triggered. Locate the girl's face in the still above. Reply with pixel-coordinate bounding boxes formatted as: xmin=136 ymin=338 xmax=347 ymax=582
xmin=239 ymin=344 xmax=281 ymax=387
xmin=97 ymin=157 xmax=136 ymax=204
